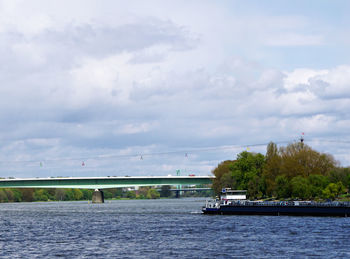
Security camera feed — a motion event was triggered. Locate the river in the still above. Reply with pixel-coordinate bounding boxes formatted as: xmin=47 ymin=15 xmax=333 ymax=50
xmin=0 ymin=198 xmax=349 ymax=258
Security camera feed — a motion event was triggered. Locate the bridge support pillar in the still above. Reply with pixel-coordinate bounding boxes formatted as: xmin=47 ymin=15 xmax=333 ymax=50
xmin=92 ymin=189 xmax=104 ymax=203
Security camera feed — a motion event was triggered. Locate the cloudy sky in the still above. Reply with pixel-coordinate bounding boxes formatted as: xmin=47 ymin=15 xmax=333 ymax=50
xmin=1 ymin=0 xmax=349 ymax=177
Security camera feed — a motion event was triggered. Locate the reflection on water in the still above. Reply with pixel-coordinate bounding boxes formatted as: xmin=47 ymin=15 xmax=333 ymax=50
xmin=0 ymin=198 xmax=349 ymax=258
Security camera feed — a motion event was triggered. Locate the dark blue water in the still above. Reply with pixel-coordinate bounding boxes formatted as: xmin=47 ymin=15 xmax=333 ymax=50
xmin=0 ymin=198 xmax=349 ymax=258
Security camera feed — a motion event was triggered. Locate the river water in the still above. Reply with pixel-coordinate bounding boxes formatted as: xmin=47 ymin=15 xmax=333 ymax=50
xmin=0 ymin=198 xmax=349 ymax=258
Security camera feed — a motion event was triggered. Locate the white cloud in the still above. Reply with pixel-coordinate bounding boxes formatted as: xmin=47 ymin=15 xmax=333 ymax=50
xmin=311 ymin=66 xmax=350 ymax=99
xmin=0 ymin=1 xmax=350 ymax=177
xmin=284 ymin=68 xmax=328 ymax=91
xmin=282 ymin=66 xmax=350 ymax=101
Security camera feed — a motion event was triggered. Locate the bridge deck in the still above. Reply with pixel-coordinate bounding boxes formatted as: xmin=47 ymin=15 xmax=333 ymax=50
xmin=0 ymin=176 xmax=213 ymax=189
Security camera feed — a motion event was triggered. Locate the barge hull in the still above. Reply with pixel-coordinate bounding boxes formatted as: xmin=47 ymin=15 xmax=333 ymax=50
xmin=203 ymin=206 xmax=350 ymax=217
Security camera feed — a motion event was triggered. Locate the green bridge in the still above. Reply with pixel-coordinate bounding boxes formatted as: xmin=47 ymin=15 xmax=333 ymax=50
xmin=0 ymin=176 xmax=213 ymax=203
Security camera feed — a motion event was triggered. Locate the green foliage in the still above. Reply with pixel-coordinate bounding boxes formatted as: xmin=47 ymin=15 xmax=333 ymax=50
xmin=126 ymin=191 xmax=136 ymax=199
xmin=327 ymin=168 xmax=349 ymax=187
xmin=275 ymin=175 xmax=290 ymax=198
xmin=211 ymin=141 xmax=347 ymax=200
xmin=290 ymin=176 xmax=311 ymax=199
xmin=308 ymin=174 xmax=329 ymax=197
xmin=20 ymin=189 xmax=34 ymax=202
xmin=247 ymin=175 xmax=263 ymax=199
xmin=137 ymin=187 xmax=150 ymax=199
xmin=72 ymin=189 xmax=83 ymax=200
xmin=0 ymin=186 xmax=167 ymax=203
xmin=233 ymin=152 xmax=265 ymax=192
xmin=34 ymin=189 xmax=49 ymax=201
xmin=81 ymin=189 xmax=93 ymax=200
xmin=146 ymin=189 xmax=160 ymax=199
xmin=279 ymin=143 xmax=336 ymax=178
xmin=11 ymin=189 xmax=23 ymax=202
xmin=264 ymin=142 xmax=281 ymax=195
xmin=103 ymin=190 xmax=113 ymax=199
xmin=54 ymin=189 xmax=66 ymax=201
xmin=4 ymin=189 xmax=14 ymax=201
xmin=211 ymin=160 xmax=235 ymax=195
xmin=322 ymin=182 xmax=345 ymax=200
xmin=263 ymin=142 xmax=339 ymax=199
xmin=111 ymin=188 xmax=123 ymax=198
xmin=63 ymin=189 xmax=75 ymax=201
xmin=0 ymin=189 xmax=8 ymax=202
xmin=212 ymin=152 xmax=265 ymax=199
xmin=102 ymin=188 xmax=122 ymax=199
xmin=160 ymin=185 xmax=172 ymax=197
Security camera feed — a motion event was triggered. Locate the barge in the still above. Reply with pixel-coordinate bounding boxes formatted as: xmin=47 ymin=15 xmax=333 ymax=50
xmin=202 ymin=189 xmax=350 ymax=217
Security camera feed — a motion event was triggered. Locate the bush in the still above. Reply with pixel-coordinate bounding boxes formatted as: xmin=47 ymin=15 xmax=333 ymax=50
xmin=322 ymin=182 xmax=345 ymax=200
xmin=126 ymin=191 xmax=136 ymax=199
xmin=146 ymin=189 xmax=160 ymax=199
xmin=291 ymin=176 xmax=311 ymax=199
xmin=34 ymin=189 xmax=49 ymax=201
xmin=275 ymin=175 xmax=290 ymax=198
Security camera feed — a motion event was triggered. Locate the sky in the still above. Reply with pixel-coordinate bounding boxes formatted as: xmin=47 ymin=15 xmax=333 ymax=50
xmin=0 ymin=0 xmax=350 ymax=178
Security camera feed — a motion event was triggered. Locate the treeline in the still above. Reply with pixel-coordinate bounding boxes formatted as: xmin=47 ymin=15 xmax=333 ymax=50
xmin=212 ymin=142 xmax=350 ymax=200
xmin=0 ymin=187 xmax=164 ymax=203
xmin=0 ymin=185 xmax=212 ymax=203
xmin=0 ymin=188 xmax=92 ymax=202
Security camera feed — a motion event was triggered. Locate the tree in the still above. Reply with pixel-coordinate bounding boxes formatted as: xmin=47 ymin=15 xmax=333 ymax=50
xmin=103 ymin=190 xmax=113 ymax=199
xmin=327 ymin=167 xmax=349 ymax=187
xmin=138 ymin=187 xmax=150 ymax=199
xmin=211 ymin=160 xmax=235 ymax=195
xmin=322 ymin=182 xmax=345 ymax=200
xmin=160 ymin=185 xmax=172 ymax=197
xmin=247 ymin=175 xmax=263 ymax=199
xmin=211 ymin=152 xmax=265 ymax=198
xmin=279 ymin=143 xmax=336 ymax=178
xmin=104 ymin=188 xmax=122 ymax=199
xmin=308 ymin=174 xmax=329 ymax=198
xmin=0 ymin=189 xmax=8 ymax=202
xmin=4 ymin=189 xmax=14 ymax=202
xmin=290 ymin=176 xmax=311 ymax=199
xmin=81 ymin=189 xmax=93 ymax=200
xmin=11 ymin=189 xmax=23 ymax=202
xmin=63 ymin=189 xmax=75 ymax=200
xmin=275 ymin=175 xmax=290 ymax=198
xmin=20 ymin=188 xmax=34 ymax=202
xmin=55 ymin=189 xmax=66 ymax=201
xmin=72 ymin=189 xmax=83 ymax=200
xmin=126 ymin=191 xmax=136 ymax=199
xmin=231 ymin=152 xmax=265 ymax=196
xmin=146 ymin=189 xmax=160 ymax=199
xmin=112 ymin=188 xmax=123 ymax=198
xmin=34 ymin=189 xmax=49 ymax=201
xmin=263 ymin=142 xmax=281 ymax=196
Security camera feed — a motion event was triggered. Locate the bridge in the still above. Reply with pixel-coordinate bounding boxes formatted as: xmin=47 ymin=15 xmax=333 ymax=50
xmin=0 ymin=176 xmax=213 ymax=203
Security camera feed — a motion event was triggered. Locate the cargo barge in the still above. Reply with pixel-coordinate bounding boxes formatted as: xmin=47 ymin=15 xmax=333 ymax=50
xmin=202 ymin=189 xmax=350 ymax=217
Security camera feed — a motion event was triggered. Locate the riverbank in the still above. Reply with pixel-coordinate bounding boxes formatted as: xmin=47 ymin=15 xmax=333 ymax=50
xmin=0 ymin=187 xmax=213 ymax=203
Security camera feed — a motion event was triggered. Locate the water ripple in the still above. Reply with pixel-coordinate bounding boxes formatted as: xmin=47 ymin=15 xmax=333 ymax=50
xmin=0 ymin=199 xmax=349 ymax=258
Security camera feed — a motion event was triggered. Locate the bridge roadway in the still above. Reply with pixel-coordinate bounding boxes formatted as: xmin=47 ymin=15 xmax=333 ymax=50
xmin=0 ymin=176 xmax=212 ymax=189
xmin=0 ymin=176 xmax=213 ymax=203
